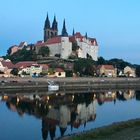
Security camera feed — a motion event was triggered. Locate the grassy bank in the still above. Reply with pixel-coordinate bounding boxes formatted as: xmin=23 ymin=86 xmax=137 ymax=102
xmin=61 ymin=119 xmax=140 ymax=140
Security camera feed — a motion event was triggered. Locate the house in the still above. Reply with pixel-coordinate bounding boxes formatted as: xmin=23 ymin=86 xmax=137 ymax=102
xmin=15 ymin=61 xmax=42 ymax=77
xmin=0 ymin=57 xmax=4 ymax=61
xmin=27 ymin=64 xmax=42 ymax=77
xmin=97 ymin=65 xmax=117 ymax=77
xmin=0 ymin=59 xmax=15 ymax=77
xmin=124 ymin=66 xmax=136 ymax=77
xmin=39 ymin=64 xmax=49 ymax=76
xmin=55 ymin=68 xmax=66 ymax=77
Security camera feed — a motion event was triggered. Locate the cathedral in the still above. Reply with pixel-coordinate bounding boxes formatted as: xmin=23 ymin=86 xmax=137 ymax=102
xmin=44 ymin=14 xmax=68 ymax=42
xmin=36 ymin=14 xmax=98 ymax=61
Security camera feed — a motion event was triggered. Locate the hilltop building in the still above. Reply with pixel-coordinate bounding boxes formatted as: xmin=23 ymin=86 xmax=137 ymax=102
xmin=36 ymin=14 xmax=98 ymax=60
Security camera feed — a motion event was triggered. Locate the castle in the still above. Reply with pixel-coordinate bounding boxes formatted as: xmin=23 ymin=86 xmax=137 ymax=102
xmin=36 ymin=14 xmax=99 ymax=60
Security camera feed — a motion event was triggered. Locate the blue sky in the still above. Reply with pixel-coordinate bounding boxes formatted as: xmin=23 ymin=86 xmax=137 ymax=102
xmin=0 ymin=0 xmax=140 ymax=64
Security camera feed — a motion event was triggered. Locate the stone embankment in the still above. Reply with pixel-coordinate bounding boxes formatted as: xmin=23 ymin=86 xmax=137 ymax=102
xmin=0 ymin=77 xmax=140 ymax=93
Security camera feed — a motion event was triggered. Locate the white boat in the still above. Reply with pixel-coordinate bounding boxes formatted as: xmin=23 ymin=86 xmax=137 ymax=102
xmin=47 ymin=80 xmax=59 ymax=91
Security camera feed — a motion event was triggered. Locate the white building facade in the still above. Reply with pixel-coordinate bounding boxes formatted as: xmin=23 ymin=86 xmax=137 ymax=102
xmin=72 ymin=32 xmax=98 ymax=61
xmin=36 ymin=32 xmax=98 ymax=61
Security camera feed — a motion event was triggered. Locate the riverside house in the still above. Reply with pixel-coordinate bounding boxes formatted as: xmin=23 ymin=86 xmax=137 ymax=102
xmin=124 ymin=66 xmax=136 ymax=77
xmin=97 ymin=65 xmax=117 ymax=77
xmin=0 ymin=59 xmax=14 ymax=77
xmin=15 ymin=61 xmax=42 ymax=77
xmin=55 ymin=68 xmax=66 ymax=77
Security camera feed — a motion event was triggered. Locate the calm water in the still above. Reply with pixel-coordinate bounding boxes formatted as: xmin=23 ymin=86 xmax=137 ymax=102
xmin=0 ymin=89 xmax=140 ymax=140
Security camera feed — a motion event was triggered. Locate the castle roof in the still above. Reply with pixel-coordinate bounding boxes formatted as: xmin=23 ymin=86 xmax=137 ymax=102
xmin=36 ymin=36 xmax=61 ymax=46
xmin=69 ymin=32 xmax=98 ymax=45
xmin=19 ymin=42 xmax=27 ymax=48
xmin=47 ymin=36 xmax=61 ymax=44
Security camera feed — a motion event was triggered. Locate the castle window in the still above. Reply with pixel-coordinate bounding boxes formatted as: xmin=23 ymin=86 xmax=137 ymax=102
xmin=51 ymin=32 xmax=54 ymax=37
xmin=48 ymin=31 xmax=50 ymax=36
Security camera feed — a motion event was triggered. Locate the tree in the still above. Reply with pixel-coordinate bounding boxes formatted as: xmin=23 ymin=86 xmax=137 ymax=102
xmin=65 ymin=70 xmax=73 ymax=77
xmin=4 ymin=48 xmax=37 ymax=64
xmin=38 ymin=46 xmax=50 ymax=57
xmin=97 ymin=57 xmax=106 ymax=65
xmin=136 ymin=65 xmax=140 ymax=77
xmin=108 ymin=58 xmax=131 ymax=69
xmin=10 ymin=68 xmax=19 ymax=76
xmin=72 ymin=41 xmax=79 ymax=51
xmin=74 ymin=58 xmax=96 ymax=76
xmin=7 ymin=47 xmax=12 ymax=55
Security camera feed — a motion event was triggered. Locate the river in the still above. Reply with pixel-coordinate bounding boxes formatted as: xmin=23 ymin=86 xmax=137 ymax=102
xmin=0 ymin=89 xmax=140 ymax=140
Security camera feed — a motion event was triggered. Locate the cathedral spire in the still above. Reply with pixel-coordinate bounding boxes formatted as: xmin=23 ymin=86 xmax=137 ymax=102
xmin=62 ymin=19 xmax=68 ymax=37
xmin=52 ymin=15 xmax=58 ymax=30
xmin=44 ymin=13 xmax=50 ymax=29
xmin=85 ymin=32 xmax=88 ymax=39
xmin=72 ymin=28 xmax=75 ymax=36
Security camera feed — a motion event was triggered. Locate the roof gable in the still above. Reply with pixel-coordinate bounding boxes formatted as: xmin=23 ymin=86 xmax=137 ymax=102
xmin=1 ymin=60 xmax=15 ymax=69
xmin=98 ymin=65 xmax=115 ymax=70
xmin=15 ymin=61 xmax=37 ymax=69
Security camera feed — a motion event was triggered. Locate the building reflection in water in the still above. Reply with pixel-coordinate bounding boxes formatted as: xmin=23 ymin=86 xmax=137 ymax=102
xmin=1 ymin=89 xmax=140 ymax=140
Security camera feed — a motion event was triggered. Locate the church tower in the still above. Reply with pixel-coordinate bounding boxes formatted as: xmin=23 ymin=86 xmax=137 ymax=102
xmin=61 ymin=19 xmax=68 ymax=37
xmin=44 ymin=13 xmax=51 ymax=42
xmin=44 ymin=14 xmax=58 ymax=42
xmin=51 ymin=15 xmax=58 ymax=37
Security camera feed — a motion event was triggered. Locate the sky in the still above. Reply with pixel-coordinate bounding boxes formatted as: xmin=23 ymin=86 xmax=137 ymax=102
xmin=0 ymin=0 xmax=140 ymax=64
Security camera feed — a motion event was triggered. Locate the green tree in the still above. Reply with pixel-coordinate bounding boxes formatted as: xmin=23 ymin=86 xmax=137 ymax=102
xmin=108 ymin=58 xmax=131 ymax=69
xmin=136 ymin=65 xmax=140 ymax=77
xmin=10 ymin=68 xmax=19 ymax=76
xmin=97 ymin=57 xmax=106 ymax=65
xmin=7 ymin=47 xmax=12 ymax=55
xmin=4 ymin=48 xmax=37 ymax=63
xmin=72 ymin=41 xmax=79 ymax=51
xmin=38 ymin=46 xmax=50 ymax=57
xmin=74 ymin=58 xmax=95 ymax=76
xmin=65 ymin=70 xmax=73 ymax=77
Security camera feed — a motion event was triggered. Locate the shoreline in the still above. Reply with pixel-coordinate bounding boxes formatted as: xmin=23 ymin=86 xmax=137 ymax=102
xmin=0 ymin=77 xmax=140 ymax=93
xmin=60 ymin=118 xmax=140 ymax=140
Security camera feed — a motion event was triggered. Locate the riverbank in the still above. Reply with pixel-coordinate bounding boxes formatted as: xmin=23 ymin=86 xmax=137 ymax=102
xmin=61 ymin=118 xmax=140 ymax=140
xmin=0 ymin=77 xmax=140 ymax=93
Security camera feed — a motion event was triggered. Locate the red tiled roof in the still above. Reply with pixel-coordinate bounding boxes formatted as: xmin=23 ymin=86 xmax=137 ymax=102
xmin=69 ymin=32 xmax=84 ymax=42
xmin=74 ymin=32 xmax=83 ymax=38
xmin=46 ymin=36 xmax=61 ymax=45
xmin=15 ymin=61 xmax=37 ymax=69
xmin=35 ymin=41 xmax=48 ymax=47
xmin=35 ymin=36 xmax=61 ymax=47
xmin=1 ymin=60 xmax=15 ymax=69
xmin=55 ymin=68 xmax=64 ymax=72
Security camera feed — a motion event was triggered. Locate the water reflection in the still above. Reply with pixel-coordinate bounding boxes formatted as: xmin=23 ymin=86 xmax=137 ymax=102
xmin=1 ymin=89 xmax=140 ymax=140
